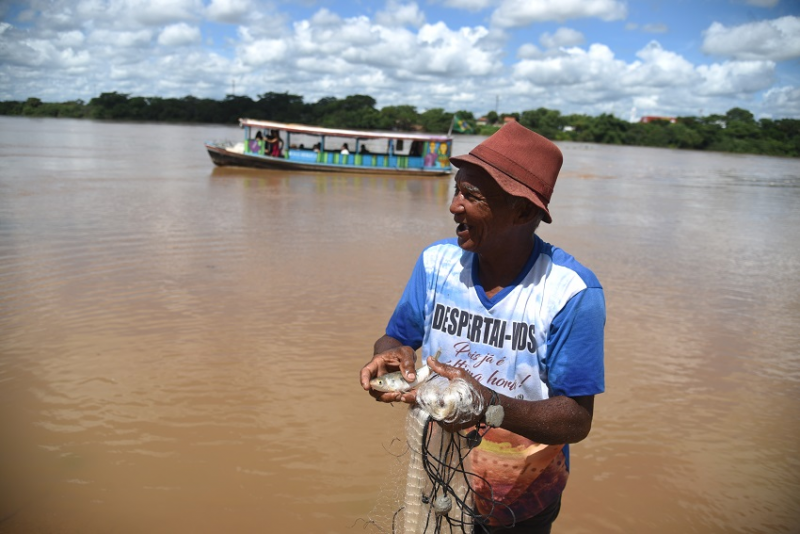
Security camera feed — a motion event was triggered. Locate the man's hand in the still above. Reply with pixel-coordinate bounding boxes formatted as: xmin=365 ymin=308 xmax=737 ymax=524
xmin=360 ymin=344 xmax=418 ymax=404
xmin=426 ymin=356 xmax=491 ymax=430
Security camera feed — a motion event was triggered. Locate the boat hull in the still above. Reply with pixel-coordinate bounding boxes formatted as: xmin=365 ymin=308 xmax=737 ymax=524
xmin=205 ymin=143 xmax=452 ymax=177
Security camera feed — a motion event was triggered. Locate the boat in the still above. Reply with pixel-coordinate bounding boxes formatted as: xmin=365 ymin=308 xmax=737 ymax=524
xmin=205 ymin=119 xmax=453 ymax=176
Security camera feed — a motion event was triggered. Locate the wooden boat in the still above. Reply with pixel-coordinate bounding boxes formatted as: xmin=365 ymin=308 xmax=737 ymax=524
xmin=205 ymin=119 xmax=453 ymax=176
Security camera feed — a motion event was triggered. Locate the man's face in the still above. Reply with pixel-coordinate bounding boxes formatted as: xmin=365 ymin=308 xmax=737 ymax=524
xmin=449 ymin=165 xmax=516 ymax=255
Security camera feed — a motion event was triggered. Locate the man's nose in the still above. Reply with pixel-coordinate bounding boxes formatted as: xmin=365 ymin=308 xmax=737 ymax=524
xmin=449 ymin=192 xmax=464 ymax=214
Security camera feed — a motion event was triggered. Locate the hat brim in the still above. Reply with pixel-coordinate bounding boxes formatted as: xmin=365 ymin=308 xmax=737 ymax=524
xmin=450 ymin=154 xmax=553 ymax=224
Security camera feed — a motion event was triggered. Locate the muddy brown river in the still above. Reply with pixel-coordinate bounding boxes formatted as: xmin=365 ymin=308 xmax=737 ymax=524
xmin=0 ymin=116 xmax=798 ymax=533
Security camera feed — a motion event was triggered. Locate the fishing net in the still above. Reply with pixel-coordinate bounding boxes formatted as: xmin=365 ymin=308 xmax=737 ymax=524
xmin=358 ymin=377 xmax=512 ymax=534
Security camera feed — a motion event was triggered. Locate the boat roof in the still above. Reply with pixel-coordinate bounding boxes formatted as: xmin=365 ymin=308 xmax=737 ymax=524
xmin=239 ymin=119 xmax=452 ymax=142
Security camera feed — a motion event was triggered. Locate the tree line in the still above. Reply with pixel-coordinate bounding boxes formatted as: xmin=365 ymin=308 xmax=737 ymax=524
xmin=1 ymin=92 xmax=798 ymax=157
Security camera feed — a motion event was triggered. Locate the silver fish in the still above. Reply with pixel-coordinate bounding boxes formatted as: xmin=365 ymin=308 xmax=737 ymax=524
xmin=369 ymin=350 xmax=441 ymax=393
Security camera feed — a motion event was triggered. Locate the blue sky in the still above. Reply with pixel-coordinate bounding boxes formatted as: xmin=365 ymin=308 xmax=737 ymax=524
xmin=1 ymin=0 xmax=799 ymax=119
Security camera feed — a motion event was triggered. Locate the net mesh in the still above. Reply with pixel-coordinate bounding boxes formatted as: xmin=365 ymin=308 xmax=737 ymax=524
xmin=359 ymin=378 xmax=504 ymax=534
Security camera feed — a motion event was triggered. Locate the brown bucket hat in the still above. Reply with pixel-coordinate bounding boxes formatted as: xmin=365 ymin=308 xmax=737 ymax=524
xmin=450 ymin=120 xmax=563 ymax=223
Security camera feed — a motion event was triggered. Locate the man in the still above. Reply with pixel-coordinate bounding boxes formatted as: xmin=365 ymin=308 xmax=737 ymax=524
xmin=360 ymin=121 xmax=605 ymax=533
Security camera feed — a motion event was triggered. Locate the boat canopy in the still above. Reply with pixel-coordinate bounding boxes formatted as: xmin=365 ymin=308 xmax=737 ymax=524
xmin=239 ymin=118 xmax=451 ymax=142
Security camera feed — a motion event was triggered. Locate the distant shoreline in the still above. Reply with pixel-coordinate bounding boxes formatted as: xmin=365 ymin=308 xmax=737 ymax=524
xmin=2 ymin=92 xmax=797 ymax=158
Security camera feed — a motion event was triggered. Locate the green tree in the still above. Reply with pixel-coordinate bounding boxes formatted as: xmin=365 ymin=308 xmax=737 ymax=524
xmin=379 ymin=105 xmax=419 ymax=131
xmin=683 ymin=115 xmax=725 ymax=150
xmin=668 ymin=123 xmax=704 ymax=149
xmin=725 ymin=107 xmax=755 ymax=124
xmin=309 ymin=95 xmax=381 ymax=129
xmin=87 ymin=92 xmax=131 ymax=119
xmin=336 ymin=95 xmax=382 ymax=129
xmin=220 ymin=94 xmax=256 ymax=123
xmin=773 ymin=118 xmax=800 ymax=156
xmin=0 ymin=100 xmax=24 ymax=115
xmin=256 ymin=92 xmax=307 ymax=123
xmin=124 ymin=96 xmax=150 ymax=120
xmin=520 ymin=107 xmax=563 ymax=140
xmin=22 ymin=97 xmax=43 ymax=115
xmin=589 ymin=113 xmax=628 ymax=144
xmin=418 ymin=108 xmax=452 ymax=133
xmin=561 ymin=113 xmax=593 ymax=142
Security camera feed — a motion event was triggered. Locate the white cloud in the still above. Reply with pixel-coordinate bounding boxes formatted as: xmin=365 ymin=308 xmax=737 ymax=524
xmin=508 ymin=39 xmax=777 ymax=116
xmin=745 ymin=0 xmax=779 ymax=6
xmin=514 ymin=44 xmax=624 ymax=86
xmin=376 ymin=0 xmax=426 ymax=28
xmin=416 ymin=22 xmax=496 ymax=75
xmin=206 ymin=0 xmax=252 ymax=24
xmin=0 ymin=30 xmax=42 ymax=67
xmin=158 ymin=23 xmax=201 ymax=46
xmin=0 ymin=33 xmax=92 ymax=70
xmin=761 ymin=86 xmax=800 ymax=117
xmin=625 ymin=22 xmax=669 ymax=33
xmin=702 ymin=16 xmax=800 ymax=61
xmin=517 ymin=43 xmax=542 ymax=59
xmin=238 ymin=37 xmax=290 ymax=66
xmin=441 ymin=0 xmax=493 ymax=10
xmin=73 ymin=1 xmax=121 ymax=27
xmin=696 ymin=60 xmax=775 ymax=96
xmin=309 ymin=7 xmax=341 ymax=27
xmin=335 ymin=17 xmax=383 ymax=48
xmin=233 ymin=9 xmax=288 ymax=40
xmin=40 ymin=7 xmax=82 ymax=32
xmin=291 ymin=13 xmax=380 ymax=57
xmin=0 ymin=1 xmax=798 ymax=119
xmin=492 ymin=0 xmax=627 ymax=28
xmin=56 ymin=30 xmax=86 ymax=48
xmin=283 ymin=13 xmax=497 ymax=81
xmin=642 ymin=23 xmax=668 ymax=33
xmin=540 ymin=27 xmax=585 ymax=49
xmin=127 ymin=0 xmax=205 ymax=26
xmin=513 ymin=43 xmax=622 ymax=87
xmin=632 ymin=94 xmax=660 ymax=112
xmin=625 ymin=41 xmax=698 ymax=87
xmin=89 ymin=29 xmax=153 ymax=48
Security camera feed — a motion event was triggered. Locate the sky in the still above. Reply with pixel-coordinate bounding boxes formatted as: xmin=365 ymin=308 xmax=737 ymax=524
xmin=1 ymin=0 xmax=799 ymax=120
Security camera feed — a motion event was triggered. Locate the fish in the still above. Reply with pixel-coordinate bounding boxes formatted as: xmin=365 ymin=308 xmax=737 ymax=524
xmin=369 ymin=349 xmax=441 ymax=393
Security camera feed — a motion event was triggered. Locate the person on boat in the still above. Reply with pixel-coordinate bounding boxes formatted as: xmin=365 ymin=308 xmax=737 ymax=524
xmin=359 ymin=144 xmax=370 ymax=155
xmin=360 ymin=121 xmax=605 ymax=533
xmin=340 ymin=143 xmax=350 ymax=155
xmin=266 ymin=130 xmax=283 ymax=157
xmin=250 ymin=130 xmax=265 ymax=154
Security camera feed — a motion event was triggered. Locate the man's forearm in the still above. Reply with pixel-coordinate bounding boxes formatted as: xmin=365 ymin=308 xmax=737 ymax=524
xmin=493 ymin=394 xmax=594 ymax=445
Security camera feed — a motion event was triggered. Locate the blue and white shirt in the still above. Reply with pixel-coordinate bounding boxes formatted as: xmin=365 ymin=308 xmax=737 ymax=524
xmin=386 ymin=235 xmax=605 ymax=401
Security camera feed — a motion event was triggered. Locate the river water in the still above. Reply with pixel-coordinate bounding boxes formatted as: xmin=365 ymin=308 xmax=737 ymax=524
xmin=0 ymin=116 xmax=798 ymax=533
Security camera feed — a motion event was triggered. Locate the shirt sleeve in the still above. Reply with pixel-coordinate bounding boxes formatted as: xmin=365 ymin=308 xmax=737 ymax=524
xmin=545 ymin=287 xmax=606 ymax=397
xmin=385 ymin=252 xmax=428 ymax=349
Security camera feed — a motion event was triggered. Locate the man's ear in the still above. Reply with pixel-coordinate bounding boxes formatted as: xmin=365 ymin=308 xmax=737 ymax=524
xmin=514 ymin=200 xmax=542 ymax=225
